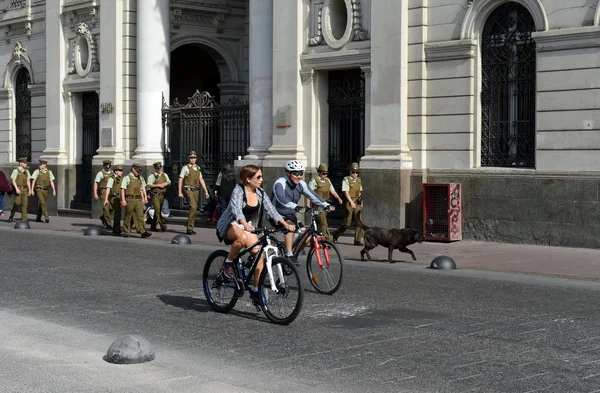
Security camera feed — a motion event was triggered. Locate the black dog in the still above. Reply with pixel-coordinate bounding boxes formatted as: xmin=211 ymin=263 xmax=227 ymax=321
xmin=355 ymin=211 xmax=424 ymax=263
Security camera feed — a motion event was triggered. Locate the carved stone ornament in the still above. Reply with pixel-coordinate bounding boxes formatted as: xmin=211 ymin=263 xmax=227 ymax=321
xmin=468 ymin=0 xmax=475 ymax=7
xmin=68 ymin=22 xmax=99 ymax=76
xmin=171 ymin=9 xmax=226 ymax=33
xmin=4 ymin=22 xmax=32 ymax=44
xmin=351 ymin=0 xmax=367 ymax=41
xmin=3 ymin=41 xmax=35 ymax=88
xmin=308 ymin=5 xmax=324 ymax=46
xmin=300 ymin=69 xmax=315 ymax=85
xmin=67 ymin=7 xmax=98 ymax=29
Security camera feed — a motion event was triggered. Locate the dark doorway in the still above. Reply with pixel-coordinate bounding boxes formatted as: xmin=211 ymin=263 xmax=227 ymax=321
xmin=73 ymin=92 xmax=99 ymax=206
xmin=170 ymin=45 xmax=221 ymax=104
xmin=328 ymin=69 xmax=365 ymax=192
xmin=15 ymin=68 xmax=31 ymax=161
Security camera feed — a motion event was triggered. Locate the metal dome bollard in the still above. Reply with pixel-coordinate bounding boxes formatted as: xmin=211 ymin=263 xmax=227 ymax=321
xmin=171 ymin=234 xmax=192 ymax=244
xmin=429 ymin=255 xmax=457 ymax=270
xmin=83 ymin=226 xmax=102 ymax=236
xmin=105 ymin=335 xmax=155 ymax=365
xmin=13 ymin=221 xmax=30 ymax=229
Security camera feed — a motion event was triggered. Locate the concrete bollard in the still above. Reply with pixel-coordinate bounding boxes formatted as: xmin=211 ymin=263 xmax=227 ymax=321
xmin=429 ymin=255 xmax=457 ymax=270
xmin=13 ymin=221 xmax=30 ymax=229
xmin=171 ymin=234 xmax=192 ymax=244
xmin=83 ymin=227 xmax=102 ymax=236
xmin=105 ymin=335 xmax=155 ymax=364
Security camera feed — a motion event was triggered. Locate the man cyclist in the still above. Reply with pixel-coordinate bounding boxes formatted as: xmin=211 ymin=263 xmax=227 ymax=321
xmin=270 ymin=160 xmax=332 ymax=266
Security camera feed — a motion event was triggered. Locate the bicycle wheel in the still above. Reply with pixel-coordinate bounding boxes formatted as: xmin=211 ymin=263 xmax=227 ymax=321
xmin=306 ymin=239 xmax=344 ymax=295
xmin=203 ymin=249 xmax=238 ymax=313
xmin=258 ymin=257 xmax=304 ymax=325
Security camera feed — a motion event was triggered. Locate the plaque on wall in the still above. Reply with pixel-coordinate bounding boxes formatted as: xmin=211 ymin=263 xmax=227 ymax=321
xmin=101 ymin=127 xmax=113 ymax=147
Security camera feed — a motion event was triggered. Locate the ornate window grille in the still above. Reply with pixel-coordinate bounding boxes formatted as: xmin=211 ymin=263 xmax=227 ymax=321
xmin=481 ymin=2 xmax=536 ymax=168
xmin=15 ymin=67 xmax=31 ymax=161
xmin=10 ymin=0 xmax=27 ymax=10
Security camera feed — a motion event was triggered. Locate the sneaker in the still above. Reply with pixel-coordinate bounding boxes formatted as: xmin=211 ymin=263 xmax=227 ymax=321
xmin=0 ymin=210 xmax=4 ymax=216
xmin=249 ymin=291 xmax=261 ymax=305
xmin=221 ymin=262 xmax=235 ymax=281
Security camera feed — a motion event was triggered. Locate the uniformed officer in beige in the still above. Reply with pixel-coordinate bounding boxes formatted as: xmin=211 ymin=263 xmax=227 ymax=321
xmin=103 ymin=164 xmax=124 ymax=235
xmin=94 ymin=159 xmax=113 ymax=229
xmin=332 ymin=162 xmax=364 ymax=246
xmin=30 ymin=159 xmax=56 ymax=223
xmin=147 ymin=161 xmax=171 ymax=232
xmin=8 ymin=157 xmax=31 ymax=222
xmin=308 ymin=163 xmax=343 ymax=240
xmin=121 ymin=163 xmax=151 ymax=238
xmin=177 ymin=151 xmax=209 ymax=235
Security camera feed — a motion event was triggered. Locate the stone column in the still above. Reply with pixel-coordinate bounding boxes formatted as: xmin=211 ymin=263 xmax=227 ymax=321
xmin=246 ymin=0 xmax=274 ymax=161
xmin=95 ymin=0 xmax=125 ymax=164
xmin=264 ymin=0 xmax=306 ymax=165
xmin=133 ymin=0 xmax=170 ymax=163
xmin=41 ymin=0 xmax=67 ymax=165
xmin=360 ymin=0 xmax=412 ymax=229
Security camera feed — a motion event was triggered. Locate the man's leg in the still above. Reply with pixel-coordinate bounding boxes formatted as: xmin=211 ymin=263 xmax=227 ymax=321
xmin=186 ymin=190 xmax=199 ymax=231
xmin=352 ymin=206 xmax=363 ymax=244
xmin=316 ymin=211 xmax=332 ymax=240
xmin=103 ymin=198 xmax=113 ymax=227
xmin=133 ymin=199 xmax=147 ymax=234
xmin=157 ymin=195 xmax=166 ymax=229
xmin=21 ymin=192 xmax=28 ymax=221
xmin=150 ymin=195 xmax=160 ymax=230
xmin=36 ymin=190 xmax=49 ymax=220
xmin=9 ymin=192 xmax=22 ymax=221
xmin=123 ymin=201 xmax=133 ymax=235
xmin=332 ymin=203 xmax=352 ymax=242
xmin=111 ymin=197 xmax=122 ymax=233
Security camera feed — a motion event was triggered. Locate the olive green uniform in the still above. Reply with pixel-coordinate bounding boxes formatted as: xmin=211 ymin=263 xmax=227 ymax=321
xmin=180 ymin=164 xmax=202 ymax=231
xmin=308 ymin=177 xmax=336 ymax=240
xmin=106 ymin=174 xmax=123 ymax=234
xmin=95 ymin=169 xmax=114 ymax=226
xmin=147 ymin=172 xmax=171 ymax=230
xmin=121 ymin=172 xmax=147 ymax=235
xmin=30 ymin=168 xmax=55 ymax=221
xmin=10 ymin=167 xmax=31 ymax=221
xmin=332 ymin=176 xmax=363 ymax=243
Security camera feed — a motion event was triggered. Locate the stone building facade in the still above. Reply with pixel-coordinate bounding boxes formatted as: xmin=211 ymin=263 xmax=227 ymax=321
xmin=1 ymin=0 xmax=600 ymax=248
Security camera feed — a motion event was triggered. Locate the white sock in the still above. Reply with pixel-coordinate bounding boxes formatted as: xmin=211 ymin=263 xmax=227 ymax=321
xmin=225 ymin=259 xmax=232 ymax=264
xmin=285 ymin=252 xmax=293 ymax=257
xmin=252 ymin=288 xmax=258 ymax=293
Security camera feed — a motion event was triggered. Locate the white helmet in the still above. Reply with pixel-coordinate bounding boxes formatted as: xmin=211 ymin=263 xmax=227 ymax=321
xmin=285 ymin=160 xmax=305 ymax=172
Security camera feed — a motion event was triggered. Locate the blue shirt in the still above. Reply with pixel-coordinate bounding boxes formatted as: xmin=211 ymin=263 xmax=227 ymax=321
xmin=271 ymin=177 xmax=329 ymax=217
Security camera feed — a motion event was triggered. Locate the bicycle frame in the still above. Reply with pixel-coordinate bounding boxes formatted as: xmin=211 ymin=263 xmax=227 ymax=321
xmin=291 ymin=207 xmax=331 ymax=269
xmin=233 ymin=229 xmax=286 ymax=293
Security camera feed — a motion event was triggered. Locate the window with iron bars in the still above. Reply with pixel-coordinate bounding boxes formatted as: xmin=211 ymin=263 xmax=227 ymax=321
xmin=481 ymin=2 xmax=536 ymax=168
xmin=9 ymin=0 xmax=27 ymax=10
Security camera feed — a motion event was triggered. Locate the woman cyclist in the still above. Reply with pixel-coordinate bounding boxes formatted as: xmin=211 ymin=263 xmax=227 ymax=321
xmin=216 ymin=164 xmax=295 ymax=304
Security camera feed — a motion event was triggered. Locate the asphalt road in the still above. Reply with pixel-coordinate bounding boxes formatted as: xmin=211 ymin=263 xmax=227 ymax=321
xmin=2 ymin=227 xmax=600 ymax=393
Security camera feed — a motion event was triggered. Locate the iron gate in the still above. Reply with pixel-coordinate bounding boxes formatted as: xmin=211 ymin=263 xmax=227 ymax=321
xmin=75 ymin=92 xmax=99 ymax=204
xmin=481 ymin=2 xmax=536 ymax=168
xmin=15 ymin=68 xmax=31 ymax=161
xmin=162 ymin=90 xmax=249 ymax=209
xmin=328 ymin=69 xmax=365 ymax=216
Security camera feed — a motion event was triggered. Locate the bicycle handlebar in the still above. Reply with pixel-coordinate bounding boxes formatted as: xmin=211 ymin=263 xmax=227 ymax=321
xmin=295 ymin=205 xmax=334 ymax=215
xmin=251 ymin=227 xmax=291 ymax=236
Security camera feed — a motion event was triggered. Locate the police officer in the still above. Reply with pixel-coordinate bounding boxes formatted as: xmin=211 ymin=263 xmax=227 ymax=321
xmin=307 ymin=163 xmax=343 ymax=240
xmin=120 ymin=163 xmax=151 ymax=238
xmin=332 ymin=162 xmax=364 ymax=246
xmin=146 ymin=161 xmax=171 ymax=232
xmin=103 ymin=164 xmax=124 ymax=235
xmin=94 ymin=159 xmax=113 ymax=229
xmin=30 ymin=159 xmax=56 ymax=223
xmin=8 ymin=157 xmax=31 ymax=222
xmin=177 ymin=151 xmax=209 ymax=235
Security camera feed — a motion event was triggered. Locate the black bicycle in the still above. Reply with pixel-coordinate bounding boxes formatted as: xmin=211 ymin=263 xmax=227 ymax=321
xmin=276 ymin=206 xmax=344 ymax=295
xmin=203 ymin=227 xmax=304 ymax=325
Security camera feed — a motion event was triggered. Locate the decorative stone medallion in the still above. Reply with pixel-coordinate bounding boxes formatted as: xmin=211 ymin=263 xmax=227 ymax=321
xmin=68 ymin=23 xmax=99 ymax=76
xmin=320 ymin=0 xmax=367 ymax=49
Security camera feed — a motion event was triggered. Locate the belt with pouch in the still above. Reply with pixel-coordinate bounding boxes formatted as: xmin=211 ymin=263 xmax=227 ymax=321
xmin=125 ymin=195 xmax=142 ymax=199
xmin=35 ymin=186 xmax=49 ymax=190
xmin=183 ymin=186 xmax=200 ymax=191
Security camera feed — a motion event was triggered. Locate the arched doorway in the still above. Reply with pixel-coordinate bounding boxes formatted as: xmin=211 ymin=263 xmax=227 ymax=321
xmin=481 ymin=2 xmax=536 ymax=168
xmin=170 ymin=44 xmax=221 ymax=104
xmin=15 ymin=67 xmax=31 ymax=161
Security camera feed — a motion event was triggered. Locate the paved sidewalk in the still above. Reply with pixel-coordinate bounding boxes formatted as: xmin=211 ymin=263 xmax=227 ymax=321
xmin=2 ymin=214 xmax=600 ymax=281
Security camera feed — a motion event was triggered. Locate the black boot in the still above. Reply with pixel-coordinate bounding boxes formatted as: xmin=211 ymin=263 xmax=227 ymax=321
xmin=7 ymin=212 xmax=15 ymax=223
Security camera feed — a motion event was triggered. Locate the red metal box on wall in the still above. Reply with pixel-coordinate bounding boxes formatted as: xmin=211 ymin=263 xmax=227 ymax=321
xmin=422 ymin=183 xmax=462 ymax=242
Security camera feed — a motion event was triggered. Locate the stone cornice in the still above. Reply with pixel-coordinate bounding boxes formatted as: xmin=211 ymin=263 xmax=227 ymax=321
xmin=424 ymin=39 xmax=477 ymax=62
xmin=532 ymin=26 xmax=600 ymax=52
xmin=63 ymin=74 xmax=100 ymax=93
xmin=28 ymin=83 xmax=44 ymax=96
xmin=300 ymin=48 xmax=370 ymax=70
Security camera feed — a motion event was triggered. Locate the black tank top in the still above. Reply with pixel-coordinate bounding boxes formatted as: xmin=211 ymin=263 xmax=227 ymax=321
xmin=242 ymin=202 xmax=259 ymax=220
